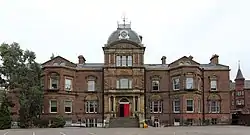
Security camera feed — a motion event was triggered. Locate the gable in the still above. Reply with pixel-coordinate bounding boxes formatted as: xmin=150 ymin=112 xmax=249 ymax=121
xmin=169 ymin=56 xmax=200 ymax=67
xmin=42 ymin=56 xmax=77 ymax=67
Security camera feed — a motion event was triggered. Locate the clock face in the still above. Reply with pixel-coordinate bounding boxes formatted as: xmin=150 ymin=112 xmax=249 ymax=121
xmin=120 ymin=30 xmax=128 ymax=38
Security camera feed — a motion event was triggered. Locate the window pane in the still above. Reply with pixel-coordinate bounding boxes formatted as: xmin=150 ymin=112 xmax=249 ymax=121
xmin=127 ymin=56 xmax=132 ymax=66
xmin=173 ymin=78 xmax=180 ymax=90
xmin=152 ymin=81 xmax=159 ymax=91
xmin=88 ymin=81 xmax=95 ymax=91
xmin=174 ymin=100 xmax=180 ymax=112
xmin=186 ymin=78 xmax=193 ymax=89
xmin=65 ymin=79 xmax=72 ymax=90
xmin=116 ymin=56 xmax=121 ymax=66
xmin=116 ymin=80 xmax=120 ymax=89
xmin=120 ymin=79 xmax=128 ymax=89
xmin=187 ymin=100 xmax=193 ymax=111
xmin=121 ymin=56 xmax=127 ymax=66
xmin=51 ymin=78 xmax=59 ymax=89
xmin=129 ymin=80 xmax=132 ymax=89
xmin=211 ymin=81 xmax=217 ymax=90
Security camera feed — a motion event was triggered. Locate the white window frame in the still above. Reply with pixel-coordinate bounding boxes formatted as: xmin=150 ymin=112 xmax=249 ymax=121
xmin=186 ymin=77 xmax=194 ymax=89
xmin=210 ymin=80 xmax=217 ymax=91
xmin=209 ymin=100 xmax=220 ymax=113
xmin=127 ymin=56 xmax=133 ymax=66
xmin=152 ymin=80 xmax=160 ymax=91
xmin=86 ymin=119 xmax=97 ymax=127
xmin=64 ymin=100 xmax=72 ymax=113
xmin=186 ymin=99 xmax=194 ymax=113
xmin=173 ymin=100 xmax=180 ymax=113
xmin=87 ymin=80 xmax=95 ymax=91
xmin=173 ymin=78 xmax=180 ymax=90
xmin=116 ymin=78 xmax=132 ymax=89
xmin=50 ymin=77 xmax=59 ymax=89
xmin=85 ymin=101 xmax=98 ymax=113
xmin=150 ymin=101 xmax=162 ymax=113
xmin=65 ymin=78 xmax=72 ymax=91
xmin=116 ymin=55 xmax=133 ymax=67
xmin=50 ymin=100 xmax=57 ymax=113
xmin=116 ymin=56 xmax=121 ymax=66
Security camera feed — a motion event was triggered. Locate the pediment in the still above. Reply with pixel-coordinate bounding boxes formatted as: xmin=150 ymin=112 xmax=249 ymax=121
xmin=169 ymin=56 xmax=200 ymax=67
xmin=42 ymin=56 xmax=77 ymax=67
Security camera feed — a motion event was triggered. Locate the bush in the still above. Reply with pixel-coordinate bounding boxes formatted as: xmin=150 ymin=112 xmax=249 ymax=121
xmin=34 ymin=118 xmax=49 ymax=128
xmin=49 ymin=116 xmax=66 ymax=128
xmin=0 ymin=94 xmax=12 ymax=130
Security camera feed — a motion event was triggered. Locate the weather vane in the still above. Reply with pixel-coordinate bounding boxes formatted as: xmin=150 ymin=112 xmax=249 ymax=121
xmin=238 ymin=60 xmax=240 ymax=69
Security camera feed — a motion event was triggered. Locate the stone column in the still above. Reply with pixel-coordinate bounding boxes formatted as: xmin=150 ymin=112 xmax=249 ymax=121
xmin=108 ymin=96 xmax=111 ymax=112
xmin=133 ymin=96 xmax=135 ymax=116
xmin=113 ymin=96 xmax=116 ymax=117
xmin=138 ymin=96 xmax=141 ymax=112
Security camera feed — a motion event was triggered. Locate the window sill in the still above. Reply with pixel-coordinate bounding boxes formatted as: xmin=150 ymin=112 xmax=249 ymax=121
xmin=85 ymin=112 xmax=98 ymax=114
xmin=65 ymin=89 xmax=72 ymax=92
xmin=49 ymin=112 xmax=57 ymax=114
xmin=186 ymin=111 xmax=194 ymax=113
xmin=173 ymin=111 xmax=180 ymax=113
xmin=150 ymin=112 xmax=162 ymax=114
xmin=47 ymin=89 xmax=59 ymax=91
xmin=173 ymin=89 xmax=180 ymax=91
xmin=65 ymin=112 xmax=72 ymax=114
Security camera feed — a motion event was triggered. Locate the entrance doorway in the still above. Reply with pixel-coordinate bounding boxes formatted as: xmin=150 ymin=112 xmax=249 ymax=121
xmin=119 ymin=98 xmax=130 ymax=117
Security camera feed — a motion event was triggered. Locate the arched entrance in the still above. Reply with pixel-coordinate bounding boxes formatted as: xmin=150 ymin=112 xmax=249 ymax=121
xmin=119 ymin=98 xmax=130 ymax=117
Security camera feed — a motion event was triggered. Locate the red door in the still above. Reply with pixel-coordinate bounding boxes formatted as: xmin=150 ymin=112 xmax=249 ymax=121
xmin=123 ymin=104 xmax=130 ymax=117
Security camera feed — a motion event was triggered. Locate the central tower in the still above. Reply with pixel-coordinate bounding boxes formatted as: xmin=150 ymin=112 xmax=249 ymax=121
xmin=102 ymin=17 xmax=146 ymax=120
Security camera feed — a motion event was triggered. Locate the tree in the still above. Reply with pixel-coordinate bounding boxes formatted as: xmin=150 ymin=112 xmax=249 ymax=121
xmin=0 ymin=91 xmax=13 ymax=129
xmin=0 ymin=42 xmax=43 ymax=128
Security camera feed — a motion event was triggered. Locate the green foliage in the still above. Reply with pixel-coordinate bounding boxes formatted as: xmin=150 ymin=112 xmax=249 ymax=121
xmin=49 ymin=116 xmax=66 ymax=128
xmin=0 ymin=92 xmax=12 ymax=129
xmin=0 ymin=42 xmax=43 ymax=128
xmin=34 ymin=118 xmax=49 ymax=128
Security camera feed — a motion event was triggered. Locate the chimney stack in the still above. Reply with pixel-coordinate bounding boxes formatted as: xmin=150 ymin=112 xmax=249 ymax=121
xmin=210 ymin=54 xmax=219 ymax=64
xmin=161 ymin=56 xmax=166 ymax=64
xmin=78 ymin=55 xmax=86 ymax=64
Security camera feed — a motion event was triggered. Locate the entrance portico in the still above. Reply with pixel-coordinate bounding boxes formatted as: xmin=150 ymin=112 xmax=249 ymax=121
xmin=107 ymin=95 xmax=143 ymax=118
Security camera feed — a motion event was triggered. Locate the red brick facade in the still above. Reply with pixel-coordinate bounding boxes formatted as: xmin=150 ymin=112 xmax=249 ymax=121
xmin=10 ymin=22 xmax=231 ymax=127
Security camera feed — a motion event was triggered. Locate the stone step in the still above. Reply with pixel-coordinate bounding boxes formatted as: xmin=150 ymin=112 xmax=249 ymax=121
xmin=109 ymin=117 xmax=139 ymax=128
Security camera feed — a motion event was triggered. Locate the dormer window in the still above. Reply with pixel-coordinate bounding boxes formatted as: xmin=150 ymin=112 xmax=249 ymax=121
xmin=49 ymin=73 xmax=59 ymax=89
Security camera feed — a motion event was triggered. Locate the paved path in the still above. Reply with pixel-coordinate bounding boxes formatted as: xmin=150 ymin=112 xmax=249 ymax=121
xmin=0 ymin=126 xmax=249 ymax=135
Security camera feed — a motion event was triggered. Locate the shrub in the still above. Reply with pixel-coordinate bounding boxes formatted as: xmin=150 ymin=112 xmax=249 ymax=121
xmin=49 ymin=116 xmax=66 ymax=128
xmin=34 ymin=118 xmax=49 ymax=128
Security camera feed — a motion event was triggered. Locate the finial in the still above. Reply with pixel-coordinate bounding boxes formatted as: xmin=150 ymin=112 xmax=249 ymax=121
xmin=121 ymin=13 xmax=127 ymax=28
xmin=238 ymin=60 xmax=240 ymax=69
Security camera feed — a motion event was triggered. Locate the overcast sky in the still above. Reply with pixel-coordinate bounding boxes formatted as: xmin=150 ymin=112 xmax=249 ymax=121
xmin=0 ymin=0 xmax=249 ymax=80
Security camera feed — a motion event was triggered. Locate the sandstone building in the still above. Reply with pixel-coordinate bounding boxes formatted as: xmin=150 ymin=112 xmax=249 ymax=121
xmin=13 ymin=20 xmax=231 ymax=127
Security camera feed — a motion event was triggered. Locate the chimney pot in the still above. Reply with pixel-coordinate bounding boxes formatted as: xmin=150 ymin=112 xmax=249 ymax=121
xmin=161 ymin=56 xmax=166 ymax=64
xmin=78 ymin=55 xmax=86 ymax=64
xmin=210 ymin=54 xmax=219 ymax=64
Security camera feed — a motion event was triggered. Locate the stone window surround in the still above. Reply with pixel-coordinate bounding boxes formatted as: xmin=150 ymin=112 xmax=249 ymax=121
xmin=64 ymin=76 xmax=73 ymax=91
xmin=86 ymin=75 xmax=97 ymax=92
